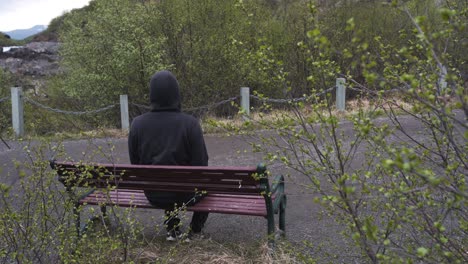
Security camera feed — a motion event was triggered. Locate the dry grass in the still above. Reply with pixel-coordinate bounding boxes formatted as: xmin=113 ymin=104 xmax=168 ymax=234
xmin=201 ymin=97 xmax=412 ymax=134
xmin=1 ymin=93 xmax=414 ymax=140
xmin=6 ymin=128 xmax=130 ymax=141
xmin=53 ymin=128 xmax=129 ymax=139
xmin=20 ymin=96 xmax=413 ymax=139
xmin=81 ymin=221 xmax=300 ymax=264
xmin=128 ymin=238 xmax=298 ymax=264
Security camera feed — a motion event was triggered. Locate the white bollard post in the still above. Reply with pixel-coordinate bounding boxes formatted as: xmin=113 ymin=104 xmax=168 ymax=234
xmin=336 ymin=78 xmax=346 ymax=111
xmin=11 ymin=87 xmax=24 ymax=138
xmin=120 ymin=94 xmax=129 ymax=131
xmin=240 ymin=87 xmax=250 ymax=119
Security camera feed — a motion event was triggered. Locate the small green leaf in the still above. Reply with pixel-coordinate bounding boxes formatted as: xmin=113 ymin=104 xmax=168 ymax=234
xmin=417 ymin=247 xmax=429 ymax=257
xmin=307 ymin=29 xmax=320 ymax=38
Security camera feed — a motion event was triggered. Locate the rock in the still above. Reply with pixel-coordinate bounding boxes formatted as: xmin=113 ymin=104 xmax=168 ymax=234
xmin=0 ymin=42 xmax=61 ymax=95
xmin=0 ymin=42 xmax=60 ymax=76
xmin=24 ymin=42 xmax=59 ymax=54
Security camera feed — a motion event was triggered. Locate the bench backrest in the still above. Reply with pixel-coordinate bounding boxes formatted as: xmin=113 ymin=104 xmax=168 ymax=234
xmin=51 ymin=161 xmax=268 ymax=195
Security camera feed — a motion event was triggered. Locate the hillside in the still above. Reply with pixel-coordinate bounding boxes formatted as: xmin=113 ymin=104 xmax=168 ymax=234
xmin=1 ymin=2 xmax=94 ymax=44
xmin=3 ymin=25 xmax=46 ymax=40
xmin=30 ymin=2 xmax=95 ymax=42
xmin=0 ymin=33 xmax=16 ymax=47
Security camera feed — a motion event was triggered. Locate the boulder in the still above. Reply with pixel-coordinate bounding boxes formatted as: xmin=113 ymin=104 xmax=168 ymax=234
xmin=0 ymin=42 xmax=60 ymax=76
xmin=0 ymin=42 xmax=61 ymax=95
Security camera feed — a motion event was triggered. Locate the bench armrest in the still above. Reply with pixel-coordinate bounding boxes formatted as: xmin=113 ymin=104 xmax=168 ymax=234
xmin=270 ymin=175 xmax=285 ymax=195
xmin=269 ymin=175 xmax=286 ymax=213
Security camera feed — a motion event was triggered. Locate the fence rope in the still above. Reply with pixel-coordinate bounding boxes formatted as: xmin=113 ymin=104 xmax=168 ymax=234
xmin=348 ymin=86 xmax=402 ymax=95
xmin=130 ymin=96 xmax=240 ymax=112
xmin=250 ymin=86 xmax=335 ymax=104
xmin=130 ymin=102 xmax=151 ymax=110
xmin=17 ymin=85 xmax=402 ymax=116
xmin=185 ymin=96 xmax=239 ymax=112
xmin=24 ymin=97 xmax=117 ymax=115
xmin=0 ymin=96 xmax=9 ymax=103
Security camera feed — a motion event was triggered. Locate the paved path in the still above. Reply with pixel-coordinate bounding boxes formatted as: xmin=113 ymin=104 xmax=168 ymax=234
xmin=0 ymin=111 xmax=465 ymax=261
xmin=0 ymin=133 xmax=349 ymax=251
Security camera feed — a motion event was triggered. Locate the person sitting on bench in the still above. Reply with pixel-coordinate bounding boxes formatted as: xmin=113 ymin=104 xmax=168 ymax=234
xmin=128 ymin=70 xmax=209 ymax=241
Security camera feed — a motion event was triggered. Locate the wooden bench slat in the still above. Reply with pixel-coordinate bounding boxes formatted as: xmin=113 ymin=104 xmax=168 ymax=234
xmin=56 ymin=162 xmax=258 ymax=175
xmin=71 ymin=180 xmax=261 ymax=194
xmin=94 ymin=190 xmax=266 ymax=200
xmin=81 ymin=198 xmax=268 ymax=211
xmin=61 ymin=169 xmax=258 ymax=182
xmin=72 ymin=175 xmax=257 ymax=185
xmin=83 ymin=190 xmax=268 ymax=205
xmin=83 ymin=178 xmax=260 ymax=187
xmin=86 ymin=190 xmax=266 ymax=199
xmin=80 ymin=190 xmax=268 ymax=216
xmin=121 ymin=170 xmax=256 ymax=178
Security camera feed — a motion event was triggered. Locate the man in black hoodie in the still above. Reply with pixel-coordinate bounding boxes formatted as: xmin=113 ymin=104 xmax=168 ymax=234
xmin=128 ymin=70 xmax=209 ymax=241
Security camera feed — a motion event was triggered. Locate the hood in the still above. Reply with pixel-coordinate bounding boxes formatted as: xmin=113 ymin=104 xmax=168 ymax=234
xmin=149 ymin=70 xmax=181 ymax=112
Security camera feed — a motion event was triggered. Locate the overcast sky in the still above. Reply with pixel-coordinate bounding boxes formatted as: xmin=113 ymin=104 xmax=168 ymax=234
xmin=0 ymin=0 xmax=91 ymax=32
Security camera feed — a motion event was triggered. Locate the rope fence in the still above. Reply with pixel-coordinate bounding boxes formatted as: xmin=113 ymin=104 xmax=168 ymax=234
xmin=130 ymin=102 xmax=151 ymax=110
xmin=347 ymin=86 xmax=401 ymax=95
xmin=2 ymin=78 xmax=405 ymax=137
xmin=24 ymin=97 xmax=118 ymax=115
xmin=186 ymin=96 xmax=240 ymax=112
xmin=130 ymin=96 xmax=240 ymax=113
xmin=250 ymin=86 xmax=335 ymax=104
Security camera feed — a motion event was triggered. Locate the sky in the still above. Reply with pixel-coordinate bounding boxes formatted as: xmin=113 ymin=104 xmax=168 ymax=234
xmin=0 ymin=0 xmax=91 ymax=32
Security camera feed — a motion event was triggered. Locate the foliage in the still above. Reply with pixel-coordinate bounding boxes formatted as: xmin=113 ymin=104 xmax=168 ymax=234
xmin=0 ymin=69 xmax=12 ymax=135
xmin=158 ymin=0 xmax=261 ymax=107
xmin=55 ymin=0 xmax=468 ymax=112
xmin=222 ymin=1 xmax=468 ymax=263
xmin=0 ymin=33 xmax=18 ymax=47
xmin=57 ymin=0 xmax=273 ymax=114
xmin=59 ymin=0 xmax=168 ymax=109
xmin=0 ymin=140 xmax=148 ymax=263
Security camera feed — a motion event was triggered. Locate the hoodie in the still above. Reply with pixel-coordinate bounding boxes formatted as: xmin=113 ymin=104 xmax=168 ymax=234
xmin=128 ymin=70 xmax=208 ymax=166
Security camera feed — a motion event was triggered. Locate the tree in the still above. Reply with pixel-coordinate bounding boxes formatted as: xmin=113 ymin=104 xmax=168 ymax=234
xmin=0 ymin=69 xmax=12 ymax=136
xmin=240 ymin=1 xmax=467 ymax=262
xmin=59 ymin=0 xmax=167 ymax=109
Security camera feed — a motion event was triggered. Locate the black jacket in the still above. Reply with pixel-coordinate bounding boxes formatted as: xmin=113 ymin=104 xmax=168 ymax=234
xmin=128 ymin=71 xmax=208 ymax=166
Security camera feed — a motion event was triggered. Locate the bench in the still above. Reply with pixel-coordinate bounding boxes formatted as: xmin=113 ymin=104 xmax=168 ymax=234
xmin=50 ymin=161 xmax=286 ymax=244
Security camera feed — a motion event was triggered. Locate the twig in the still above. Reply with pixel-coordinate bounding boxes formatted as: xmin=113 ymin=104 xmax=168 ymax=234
xmin=0 ymin=135 xmax=10 ymax=149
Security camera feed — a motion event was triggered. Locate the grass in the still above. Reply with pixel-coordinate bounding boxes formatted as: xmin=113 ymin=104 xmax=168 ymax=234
xmin=0 ymin=95 xmax=428 ymax=142
xmin=0 ymin=128 xmax=128 ymax=143
xmin=127 ymin=239 xmax=298 ymax=264
xmin=201 ymin=96 xmax=413 ymax=134
xmin=52 ymin=128 xmax=128 ymax=140
xmin=83 ymin=220 xmax=299 ymax=264
xmin=0 ymin=96 xmax=410 ymax=141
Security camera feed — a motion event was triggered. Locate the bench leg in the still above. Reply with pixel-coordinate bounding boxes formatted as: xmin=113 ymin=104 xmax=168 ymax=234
xmin=267 ymin=210 xmax=276 ymax=248
xmin=89 ymin=205 xmax=107 ymax=224
xmin=279 ymin=198 xmax=286 ymax=237
xmin=100 ymin=205 xmax=107 ymax=216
